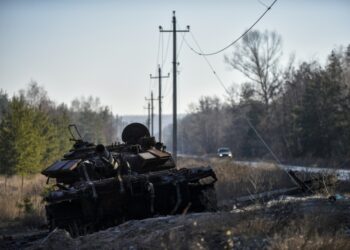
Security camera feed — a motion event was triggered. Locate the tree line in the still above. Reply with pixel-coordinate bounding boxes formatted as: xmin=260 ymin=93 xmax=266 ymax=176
xmin=0 ymin=83 xmax=126 ymax=178
xmin=1 ymin=29 xmax=349 ymax=178
xmin=167 ymin=30 xmax=350 ymax=166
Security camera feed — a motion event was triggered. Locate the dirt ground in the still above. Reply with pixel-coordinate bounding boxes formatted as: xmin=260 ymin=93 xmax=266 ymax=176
xmin=1 ymin=195 xmax=349 ymax=250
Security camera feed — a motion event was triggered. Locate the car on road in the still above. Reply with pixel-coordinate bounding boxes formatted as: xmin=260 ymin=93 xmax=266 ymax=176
xmin=217 ymin=147 xmax=232 ymax=158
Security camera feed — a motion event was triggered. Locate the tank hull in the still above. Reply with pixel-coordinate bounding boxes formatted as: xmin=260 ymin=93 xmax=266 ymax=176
xmin=45 ymin=167 xmax=217 ymax=236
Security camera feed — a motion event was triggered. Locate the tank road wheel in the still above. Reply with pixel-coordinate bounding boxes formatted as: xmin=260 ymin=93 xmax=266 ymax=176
xmin=198 ymin=186 xmax=218 ymax=212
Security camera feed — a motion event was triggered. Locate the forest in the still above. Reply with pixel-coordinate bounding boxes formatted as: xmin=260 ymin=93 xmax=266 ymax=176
xmin=167 ymin=31 xmax=350 ymax=166
xmin=0 ymin=83 xmax=126 ymax=178
xmin=0 ymin=30 xmax=350 ymax=179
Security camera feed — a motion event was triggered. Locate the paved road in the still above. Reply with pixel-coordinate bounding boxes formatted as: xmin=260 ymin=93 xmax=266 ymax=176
xmin=234 ymin=160 xmax=350 ymax=181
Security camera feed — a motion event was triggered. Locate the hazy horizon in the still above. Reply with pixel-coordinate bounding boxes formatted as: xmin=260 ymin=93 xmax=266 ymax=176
xmin=1 ymin=0 xmax=349 ymax=115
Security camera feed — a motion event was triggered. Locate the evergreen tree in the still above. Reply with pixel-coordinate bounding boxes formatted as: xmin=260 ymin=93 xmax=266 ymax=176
xmin=47 ymin=103 xmax=72 ymax=162
xmin=0 ymin=90 xmax=9 ymax=122
xmin=0 ymin=97 xmax=43 ymax=177
xmin=298 ymin=51 xmax=348 ymax=158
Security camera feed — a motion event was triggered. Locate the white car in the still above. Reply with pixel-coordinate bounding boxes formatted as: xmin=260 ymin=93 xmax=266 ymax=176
xmin=217 ymin=147 xmax=232 ymax=158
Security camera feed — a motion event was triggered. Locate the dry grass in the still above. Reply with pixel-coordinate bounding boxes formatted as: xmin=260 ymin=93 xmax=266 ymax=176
xmin=268 ymin=202 xmax=350 ymax=250
xmin=186 ymin=198 xmax=350 ymax=249
xmin=178 ymin=157 xmax=295 ymax=203
xmin=0 ymin=174 xmax=46 ymax=231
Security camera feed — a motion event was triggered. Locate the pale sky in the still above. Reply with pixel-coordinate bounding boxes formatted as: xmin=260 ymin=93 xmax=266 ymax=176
xmin=0 ymin=0 xmax=349 ymax=115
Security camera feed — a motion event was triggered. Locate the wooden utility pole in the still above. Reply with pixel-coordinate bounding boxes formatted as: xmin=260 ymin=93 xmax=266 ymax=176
xmin=159 ymin=11 xmax=189 ymax=161
xmin=150 ymin=65 xmax=169 ymax=142
xmin=145 ymin=92 xmax=157 ymax=137
xmin=143 ymin=101 xmax=151 ymax=130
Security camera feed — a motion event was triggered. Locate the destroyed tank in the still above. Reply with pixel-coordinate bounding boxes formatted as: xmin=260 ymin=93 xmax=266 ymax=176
xmin=42 ymin=123 xmax=217 ymax=236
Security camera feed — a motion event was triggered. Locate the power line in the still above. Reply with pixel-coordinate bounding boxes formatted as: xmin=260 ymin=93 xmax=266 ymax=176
xmin=186 ymin=0 xmax=278 ymax=56
xmin=145 ymin=92 xmax=158 ymax=137
xmin=184 ymin=27 xmax=303 ymax=189
xmin=184 ymin=32 xmax=230 ymax=94
xmin=176 ymin=25 xmax=187 ymax=60
xmin=158 ymin=23 xmax=173 ymax=98
xmin=156 ymin=31 xmax=161 ymax=66
xmin=257 ymin=0 xmax=269 ymax=8
xmin=148 ymin=77 xmax=152 ymax=98
xmin=161 ymin=27 xmax=172 ymax=68
xmin=161 ymin=32 xmax=164 ymax=67
xmin=143 ymin=101 xmax=151 ymax=130
xmin=163 ymin=73 xmax=172 ymax=98
xmin=150 ymin=66 xmax=170 ymax=142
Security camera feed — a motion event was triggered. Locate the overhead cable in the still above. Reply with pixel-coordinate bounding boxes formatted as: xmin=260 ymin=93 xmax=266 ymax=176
xmin=183 ymin=32 xmax=230 ymax=94
xmin=156 ymin=32 xmax=161 ymax=66
xmin=162 ymin=33 xmax=171 ymax=68
xmin=176 ymin=31 xmax=186 ymax=61
xmin=187 ymin=0 xmax=278 ymax=56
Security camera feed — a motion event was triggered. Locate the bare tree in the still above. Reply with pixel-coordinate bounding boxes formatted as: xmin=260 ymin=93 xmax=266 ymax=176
xmin=20 ymin=81 xmax=53 ymax=112
xmin=225 ymin=30 xmax=282 ymax=110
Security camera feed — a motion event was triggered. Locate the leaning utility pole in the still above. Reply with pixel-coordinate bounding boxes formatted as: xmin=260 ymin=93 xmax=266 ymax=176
xmin=145 ymin=92 xmax=157 ymax=137
xmin=150 ymin=65 xmax=169 ymax=143
xmin=159 ymin=11 xmax=189 ymax=161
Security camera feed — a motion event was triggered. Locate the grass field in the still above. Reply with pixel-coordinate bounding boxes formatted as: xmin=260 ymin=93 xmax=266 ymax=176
xmin=178 ymin=157 xmax=301 ymax=202
xmin=0 ymin=175 xmax=46 ymax=234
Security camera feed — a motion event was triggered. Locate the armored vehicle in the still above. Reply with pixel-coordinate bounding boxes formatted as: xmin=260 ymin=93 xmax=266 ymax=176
xmin=42 ymin=123 xmax=217 ymax=236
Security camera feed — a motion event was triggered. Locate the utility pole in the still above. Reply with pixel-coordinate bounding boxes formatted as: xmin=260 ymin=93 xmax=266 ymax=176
xmin=150 ymin=65 xmax=169 ymax=142
xmin=145 ymin=92 xmax=157 ymax=137
xmin=143 ymin=101 xmax=151 ymax=130
xmin=159 ymin=11 xmax=189 ymax=162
